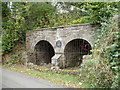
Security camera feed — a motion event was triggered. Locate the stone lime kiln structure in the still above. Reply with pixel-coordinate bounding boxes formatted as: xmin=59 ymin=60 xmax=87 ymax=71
xmin=26 ymin=24 xmax=98 ymax=68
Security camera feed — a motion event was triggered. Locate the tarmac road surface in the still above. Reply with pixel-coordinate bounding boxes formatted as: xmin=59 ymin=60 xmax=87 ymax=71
xmin=1 ymin=68 xmax=64 ymax=88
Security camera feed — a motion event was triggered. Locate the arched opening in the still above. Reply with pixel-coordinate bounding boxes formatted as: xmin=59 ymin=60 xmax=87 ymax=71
xmin=34 ymin=40 xmax=55 ymax=65
xmin=64 ymin=39 xmax=92 ymax=67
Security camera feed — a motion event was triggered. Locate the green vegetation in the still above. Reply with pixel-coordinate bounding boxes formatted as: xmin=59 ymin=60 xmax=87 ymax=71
xmin=95 ymin=15 xmax=120 ymax=88
xmin=67 ymin=2 xmax=118 ymax=25
xmin=2 ymin=2 xmax=119 ymax=88
xmin=78 ymin=14 xmax=119 ymax=88
xmin=2 ymin=2 xmax=118 ymax=54
xmin=5 ymin=52 xmax=24 ymax=66
xmin=3 ymin=65 xmax=81 ymax=88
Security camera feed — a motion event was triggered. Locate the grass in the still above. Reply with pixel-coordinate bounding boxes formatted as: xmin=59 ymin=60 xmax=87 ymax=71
xmin=0 ymin=63 xmax=2 ymax=67
xmin=2 ymin=64 xmax=83 ymax=88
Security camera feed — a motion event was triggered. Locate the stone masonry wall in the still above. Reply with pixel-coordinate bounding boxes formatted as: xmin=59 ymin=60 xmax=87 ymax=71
xmin=26 ymin=24 xmax=98 ymax=68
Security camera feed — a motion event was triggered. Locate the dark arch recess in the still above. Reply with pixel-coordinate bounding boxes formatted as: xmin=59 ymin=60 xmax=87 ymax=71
xmin=34 ymin=40 xmax=55 ymax=65
xmin=64 ymin=39 xmax=92 ymax=67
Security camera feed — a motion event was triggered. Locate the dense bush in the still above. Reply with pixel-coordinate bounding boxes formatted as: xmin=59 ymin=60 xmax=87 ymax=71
xmin=80 ymin=57 xmax=113 ymax=88
xmin=2 ymin=3 xmax=26 ymax=54
xmin=2 ymin=2 xmax=81 ymax=54
xmin=66 ymin=2 xmax=118 ymax=25
xmin=80 ymin=14 xmax=119 ymax=88
xmin=5 ymin=52 xmax=23 ymax=66
xmin=102 ymin=15 xmax=120 ymax=88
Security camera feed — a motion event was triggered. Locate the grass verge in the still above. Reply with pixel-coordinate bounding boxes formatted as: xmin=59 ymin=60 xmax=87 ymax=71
xmin=2 ymin=64 xmax=83 ymax=88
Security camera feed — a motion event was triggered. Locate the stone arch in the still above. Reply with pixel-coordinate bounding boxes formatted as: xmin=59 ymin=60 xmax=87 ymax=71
xmin=64 ymin=38 xmax=92 ymax=67
xmin=34 ymin=40 xmax=55 ymax=65
xmin=63 ymin=36 xmax=93 ymax=50
xmin=31 ymin=35 xmax=55 ymax=52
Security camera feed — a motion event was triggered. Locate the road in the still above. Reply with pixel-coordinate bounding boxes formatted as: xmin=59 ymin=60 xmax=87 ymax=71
xmin=0 ymin=68 xmax=64 ymax=88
